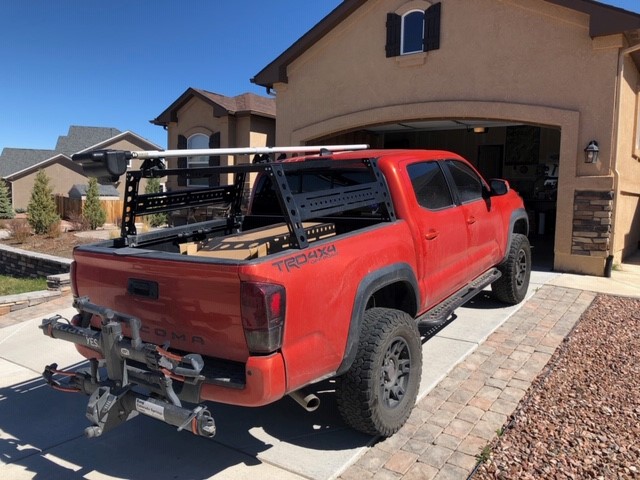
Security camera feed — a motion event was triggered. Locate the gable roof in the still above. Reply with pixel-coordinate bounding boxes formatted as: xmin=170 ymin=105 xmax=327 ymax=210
xmin=4 ymin=153 xmax=81 ymax=181
xmin=55 ymin=126 xmax=122 ymax=156
xmin=251 ymin=0 xmax=640 ymax=89
xmin=1 ymin=127 xmax=161 ymax=180
xmin=150 ymin=88 xmax=276 ymax=126
xmin=0 ymin=148 xmax=57 ymax=178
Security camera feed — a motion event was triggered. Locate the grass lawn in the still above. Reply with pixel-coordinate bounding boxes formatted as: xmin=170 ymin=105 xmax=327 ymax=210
xmin=0 ymin=275 xmax=48 ymax=296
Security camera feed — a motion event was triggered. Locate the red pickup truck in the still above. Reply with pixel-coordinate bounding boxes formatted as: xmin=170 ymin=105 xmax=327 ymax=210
xmin=40 ymin=145 xmax=530 ymax=439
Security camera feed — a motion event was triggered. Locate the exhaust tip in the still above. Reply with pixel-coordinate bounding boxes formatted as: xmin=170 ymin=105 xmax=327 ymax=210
xmin=289 ymin=389 xmax=321 ymax=412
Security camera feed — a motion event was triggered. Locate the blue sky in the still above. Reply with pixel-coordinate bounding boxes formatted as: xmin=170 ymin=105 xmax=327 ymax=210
xmin=1 ymin=0 xmax=638 ymax=152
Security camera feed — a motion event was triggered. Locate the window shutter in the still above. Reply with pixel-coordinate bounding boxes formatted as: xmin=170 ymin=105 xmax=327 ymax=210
xmin=385 ymin=13 xmax=401 ymax=58
xmin=208 ymin=132 xmax=220 ymax=187
xmin=424 ymin=2 xmax=441 ymax=52
xmin=177 ymin=134 xmax=187 ymax=187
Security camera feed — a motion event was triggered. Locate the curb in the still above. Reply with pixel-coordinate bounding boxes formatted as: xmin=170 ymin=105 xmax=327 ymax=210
xmin=0 ymin=273 xmax=71 ymax=316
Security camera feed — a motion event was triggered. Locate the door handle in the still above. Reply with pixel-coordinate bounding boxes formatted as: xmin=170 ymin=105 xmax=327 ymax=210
xmin=425 ymin=229 xmax=439 ymax=240
xmin=467 ymin=216 xmax=476 ymax=225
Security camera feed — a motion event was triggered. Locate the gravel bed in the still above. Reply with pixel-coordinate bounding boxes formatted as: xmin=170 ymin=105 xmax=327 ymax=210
xmin=474 ymin=294 xmax=640 ymax=480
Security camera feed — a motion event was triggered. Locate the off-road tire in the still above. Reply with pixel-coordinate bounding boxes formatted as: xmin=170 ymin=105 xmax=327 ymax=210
xmin=492 ymin=233 xmax=531 ymax=305
xmin=336 ymin=308 xmax=422 ymax=437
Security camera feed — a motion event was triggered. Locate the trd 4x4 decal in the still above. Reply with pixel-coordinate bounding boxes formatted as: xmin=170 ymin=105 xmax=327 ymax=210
xmin=272 ymin=245 xmax=338 ymax=273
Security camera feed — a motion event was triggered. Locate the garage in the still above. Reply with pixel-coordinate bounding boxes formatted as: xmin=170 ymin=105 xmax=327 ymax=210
xmin=253 ymin=0 xmax=640 ymax=276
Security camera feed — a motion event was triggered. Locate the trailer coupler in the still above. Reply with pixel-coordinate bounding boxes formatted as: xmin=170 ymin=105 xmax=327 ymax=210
xmin=39 ymin=297 xmax=216 ymax=439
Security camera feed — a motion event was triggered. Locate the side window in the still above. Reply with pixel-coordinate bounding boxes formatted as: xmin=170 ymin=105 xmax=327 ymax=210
xmin=407 ymin=162 xmax=454 ymax=210
xmin=445 ymin=160 xmax=483 ymax=203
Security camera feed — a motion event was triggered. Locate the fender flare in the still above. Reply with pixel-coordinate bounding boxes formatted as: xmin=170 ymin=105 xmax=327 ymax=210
xmin=335 ymin=263 xmax=419 ymax=376
xmin=501 ymin=208 xmax=529 ymax=264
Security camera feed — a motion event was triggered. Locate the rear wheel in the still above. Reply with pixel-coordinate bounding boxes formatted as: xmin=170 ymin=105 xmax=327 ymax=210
xmin=336 ymin=308 xmax=422 ymax=437
xmin=492 ymin=233 xmax=531 ymax=305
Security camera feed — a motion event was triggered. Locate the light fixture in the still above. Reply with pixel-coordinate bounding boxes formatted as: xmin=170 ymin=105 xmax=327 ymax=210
xmin=473 ymin=127 xmax=487 ymax=134
xmin=584 ymin=140 xmax=599 ymax=163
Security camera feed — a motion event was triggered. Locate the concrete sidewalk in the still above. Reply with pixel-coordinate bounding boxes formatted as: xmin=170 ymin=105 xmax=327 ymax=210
xmin=1 ymin=254 xmax=638 ymax=480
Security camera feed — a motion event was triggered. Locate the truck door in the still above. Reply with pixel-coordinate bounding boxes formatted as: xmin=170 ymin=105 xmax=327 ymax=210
xmin=442 ymin=159 xmax=503 ymax=277
xmin=406 ymin=161 xmax=470 ymax=307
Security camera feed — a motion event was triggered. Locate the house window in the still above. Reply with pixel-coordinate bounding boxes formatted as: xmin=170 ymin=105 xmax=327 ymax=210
xmin=402 ymin=11 xmax=425 ymax=55
xmin=386 ymin=2 xmax=441 ymax=58
xmin=187 ymin=133 xmax=209 ymax=187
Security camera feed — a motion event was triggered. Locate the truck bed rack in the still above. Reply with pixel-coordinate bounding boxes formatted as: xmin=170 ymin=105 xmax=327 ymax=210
xmin=72 ymin=145 xmax=396 ymax=249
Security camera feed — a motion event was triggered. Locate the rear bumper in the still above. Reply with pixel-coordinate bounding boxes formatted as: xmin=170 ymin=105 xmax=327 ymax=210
xmin=74 ymin=344 xmax=287 ymax=407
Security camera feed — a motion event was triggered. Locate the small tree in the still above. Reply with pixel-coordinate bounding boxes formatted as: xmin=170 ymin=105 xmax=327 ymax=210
xmin=83 ymin=177 xmax=107 ymax=230
xmin=27 ymin=170 xmax=59 ymax=234
xmin=0 ymin=180 xmax=14 ymax=219
xmin=144 ymin=177 xmax=167 ymax=227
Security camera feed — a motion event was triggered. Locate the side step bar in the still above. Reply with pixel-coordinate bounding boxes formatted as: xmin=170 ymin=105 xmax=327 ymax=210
xmin=417 ymin=268 xmax=501 ymax=327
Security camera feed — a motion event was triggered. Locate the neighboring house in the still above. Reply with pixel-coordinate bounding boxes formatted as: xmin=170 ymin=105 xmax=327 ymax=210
xmin=252 ymin=0 xmax=640 ymax=276
xmin=151 ymin=88 xmax=275 ymax=192
xmin=0 ymin=126 xmax=161 ymax=211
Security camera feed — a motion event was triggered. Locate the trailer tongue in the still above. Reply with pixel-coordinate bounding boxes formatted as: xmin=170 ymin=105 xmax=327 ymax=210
xmin=40 ymin=297 xmax=216 ymax=438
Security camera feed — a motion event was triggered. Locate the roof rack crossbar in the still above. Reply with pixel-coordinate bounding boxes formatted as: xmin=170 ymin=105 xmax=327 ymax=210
xmin=131 ymin=144 xmax=369 ymax=160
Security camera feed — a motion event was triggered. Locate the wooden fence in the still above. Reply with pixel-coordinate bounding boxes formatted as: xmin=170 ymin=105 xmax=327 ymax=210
xmin=55 ymin=195 xmax=124 ymax=225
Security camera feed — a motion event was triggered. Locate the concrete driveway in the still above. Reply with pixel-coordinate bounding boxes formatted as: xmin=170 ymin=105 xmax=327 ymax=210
xmin=0 ymin=269 xmax=558 ymax=480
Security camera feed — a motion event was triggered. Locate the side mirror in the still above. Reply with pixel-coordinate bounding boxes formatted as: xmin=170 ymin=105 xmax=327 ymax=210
xmin=489 ymin=179 xmax=509 ymax=196
xmin=72 ymin=150 xmax=132 ymax=183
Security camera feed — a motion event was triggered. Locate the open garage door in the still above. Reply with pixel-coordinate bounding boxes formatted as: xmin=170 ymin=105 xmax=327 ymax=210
xmin=309 ymin=120 xmax=560 ymax=270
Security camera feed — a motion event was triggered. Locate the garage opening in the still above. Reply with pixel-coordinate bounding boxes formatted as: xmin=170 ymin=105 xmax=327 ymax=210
xmin=308 ymin=121 xmax=560 ymax=270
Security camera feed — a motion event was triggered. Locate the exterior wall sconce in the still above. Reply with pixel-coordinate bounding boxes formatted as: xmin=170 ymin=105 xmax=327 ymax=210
xmin=584 ymin=140 xmax=599 ymax=163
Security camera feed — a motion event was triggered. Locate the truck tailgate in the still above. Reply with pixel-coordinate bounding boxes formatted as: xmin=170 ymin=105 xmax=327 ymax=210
xmin=73 ymin=248 xmax=249 ymax=362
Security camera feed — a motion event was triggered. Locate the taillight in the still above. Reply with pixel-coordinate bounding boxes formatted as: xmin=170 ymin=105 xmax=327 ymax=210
xmin=70 ymin=261 xmax=78 ymax=296
xmin=240 ymin=282 xmax=286 ymax=354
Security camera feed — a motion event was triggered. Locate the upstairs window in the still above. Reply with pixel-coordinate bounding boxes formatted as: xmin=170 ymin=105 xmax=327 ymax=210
xmin=402 ymin=11 xmax=425 ymax=55
xmin=187 ymin=133 xmax=209 ymax=187
xmin=176 ymin=132 xmax=221 ymax=187
xmin=386 ymin=2 xmax=441 ymax=57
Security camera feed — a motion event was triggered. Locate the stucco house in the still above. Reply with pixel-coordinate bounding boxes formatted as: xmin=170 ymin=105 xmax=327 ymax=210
xmin=151 ymin=88 xmax=275 ymax=191
xmin=251 ymin=0 xmax=640 ymax=276
xmin=0 ymin=126 xmax=161 ymax=210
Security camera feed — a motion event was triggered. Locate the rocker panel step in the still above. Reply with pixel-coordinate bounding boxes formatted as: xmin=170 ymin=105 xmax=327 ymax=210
xmin=417 ymin=268 xmax=502 ymax=327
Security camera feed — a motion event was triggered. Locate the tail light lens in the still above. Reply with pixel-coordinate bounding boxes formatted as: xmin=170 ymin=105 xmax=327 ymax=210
xmin=240 ymin=282 xmax=285 ymax=354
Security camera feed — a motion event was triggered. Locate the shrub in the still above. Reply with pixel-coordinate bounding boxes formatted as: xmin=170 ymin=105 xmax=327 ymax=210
xmin=8 ymin=218 xmax=31 ymax=243
xmin=82 ymin=178 xmax=107 ymax=230
xmin=68 ymin=211 xmax=91 ymax=231
xmin=0 ymin=180 xmax=14 ymax=219
xmin=144 ymin=177 xmax=167 ymax=228
xmin=27 ymin=170 xmax=60 ymax=234
xmin=47 ymin=219 xmax=62 ymax=238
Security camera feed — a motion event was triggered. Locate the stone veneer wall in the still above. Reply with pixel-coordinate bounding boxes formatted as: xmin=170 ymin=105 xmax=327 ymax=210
xmin=0 ymin=244 xmax=72 ymax=278
xmin=572 ymin=190 xmax=614 ymax=256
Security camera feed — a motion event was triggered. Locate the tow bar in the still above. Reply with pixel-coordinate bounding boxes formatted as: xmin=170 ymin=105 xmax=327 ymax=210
xmin=39 ymin=297 xmax=216 ymax=439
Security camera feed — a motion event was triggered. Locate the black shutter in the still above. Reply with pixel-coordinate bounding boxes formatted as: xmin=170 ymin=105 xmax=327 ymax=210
xmin=177 ymin=134 xmax=187 ymax=187
xmin=424 ymin=2 xmax=441 ymax=52
xmin=208 ymin=132 xmax=220 ymax=187
xmin=385 ymin=13 xmax=401 ymax=57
